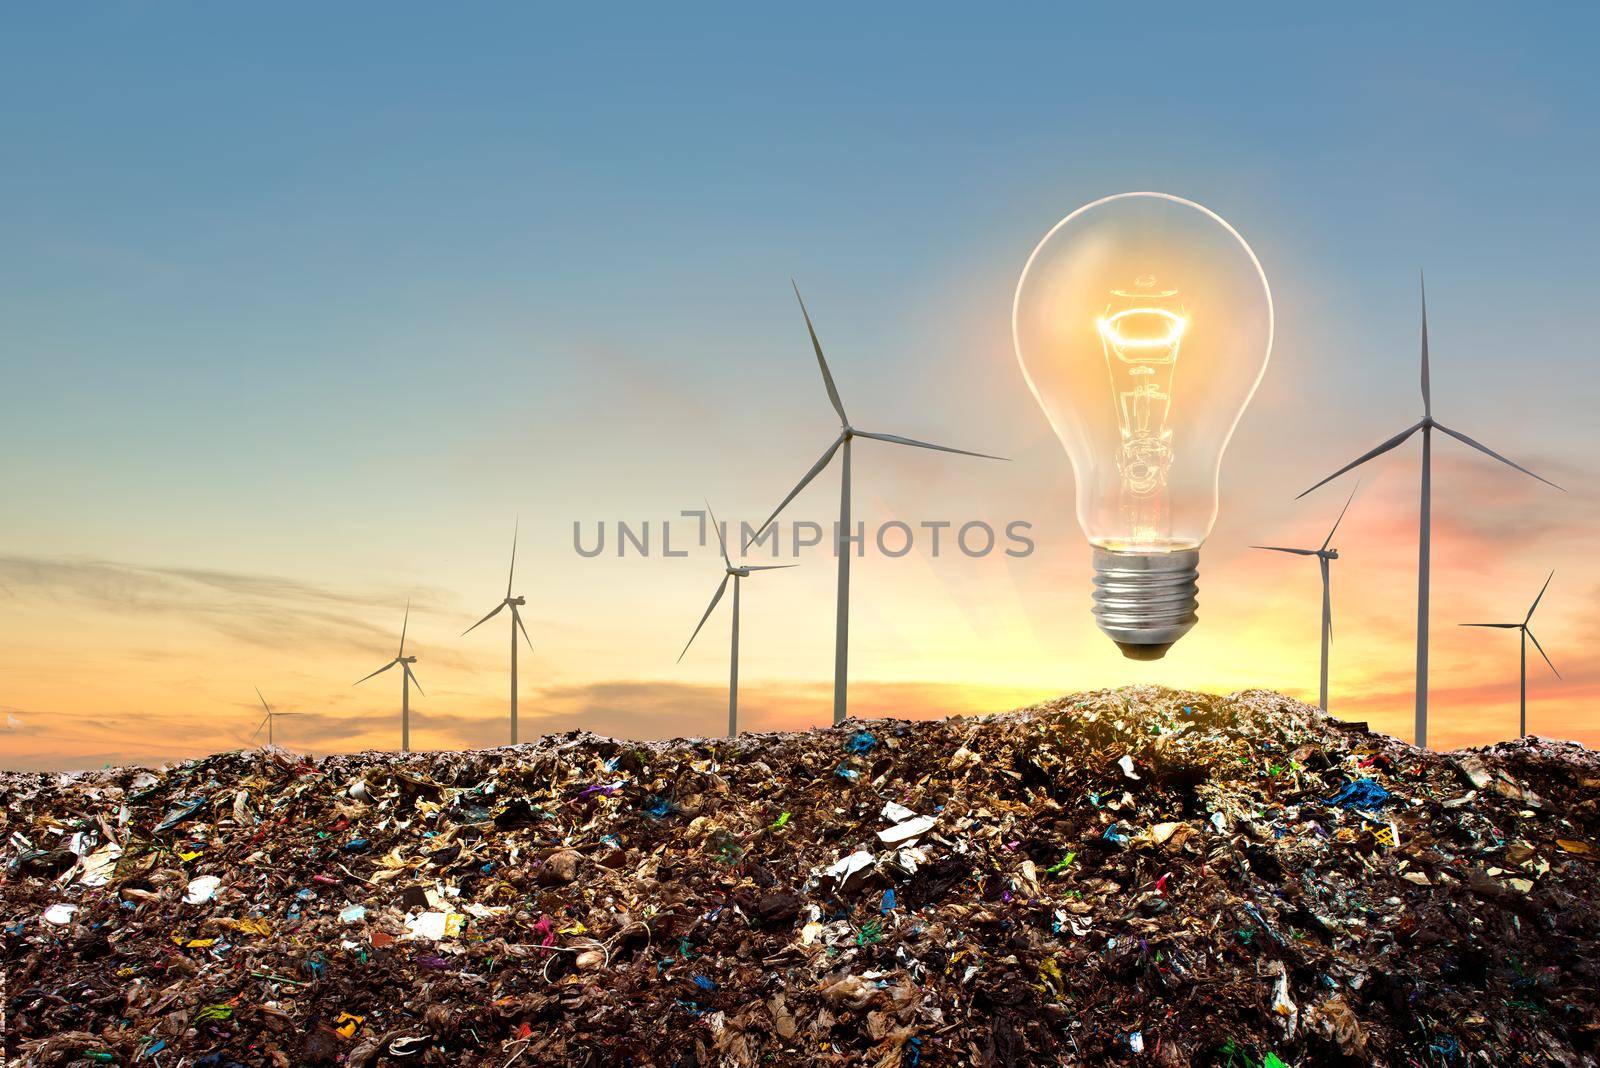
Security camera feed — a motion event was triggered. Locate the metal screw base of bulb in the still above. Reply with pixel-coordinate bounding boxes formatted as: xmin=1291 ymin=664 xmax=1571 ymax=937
xmin=1091 ymin=548 xmax=1199 ymax=660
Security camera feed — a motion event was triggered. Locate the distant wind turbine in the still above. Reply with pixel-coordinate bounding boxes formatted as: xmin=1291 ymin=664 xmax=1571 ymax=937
xmin=679 ymin=503 xmax=793 ymax=738
xmin=755 ymin=282 xmax=1005 ymax=725
xmin=251 ymin=687 xmax=301 ymax=748
xmin=1253 ymin=481 xmax=1360 ymax=713
xmin=355 ymin=600 xmax=423 ymax=752
xmin=463 ymin=522 xmax=534 ymax=745
xmin=1298 ymin=275 xmax=1561 ymax=747
xmin=1461 ymin=572 xmax=1560 ymax=739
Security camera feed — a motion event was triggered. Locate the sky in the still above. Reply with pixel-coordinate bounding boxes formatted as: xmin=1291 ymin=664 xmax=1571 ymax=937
xmin=2 ymin=5 xmax=1598 ymax=770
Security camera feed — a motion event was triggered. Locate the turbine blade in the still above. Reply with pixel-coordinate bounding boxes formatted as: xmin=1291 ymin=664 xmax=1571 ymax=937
xmin=754 ymin=434 xmax=844 ymax=536
xmin=852 ymin=429 xmax=1008 ymax=461
xmin=255 ymin=686 xmax=272 ymax=716
xmin=462 ymin=601 xmax=507 ymax=636
xmin=355 ymin=659 xmax=399 ymax=686
xmin=507 ymin=519 xmax=519 ymax=599
xmin=1251 ymin=545 xmax=1318 ymax=556
xmin=1527 ymin=629 xmax=1560 ymax=679
xmin=1419 ymin=272 xmax=1431 ymax=419
xmin=1322 ymin=479 xmax=1361 ymax=551
xmin=513 ymin=604 xmax=534 ymax=651
xmin=1433 ymin=423 xmax=1563 ymax=490
xmin=1297 ymin=421 xmax=1424 ymax=498
xmin=404 ymin=662 xmax=425 ymax=697
xmin=677 ymin=574 xmax=730 ymax=663
xmin=1458 ymin=622 xmax=1520 ymax=628
xmin=743 ymin=564 xmax=798 ymax=571
xmin=793 ymin=281 xmax=847 ymax=425
xmin=251 ymin=713 xmax=269 ymax=740
xmin=1525 ymin=570 xmax=1554 ymax=624
xmin=706 ymin=499 xmax=731 ymax=569
xmin=398 ymin=599 xmax=411 ymax=658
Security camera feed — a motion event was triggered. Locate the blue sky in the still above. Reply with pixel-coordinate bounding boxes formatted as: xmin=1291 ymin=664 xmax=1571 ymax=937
xmin=3 ymin=5 xmax=1598 ymax=766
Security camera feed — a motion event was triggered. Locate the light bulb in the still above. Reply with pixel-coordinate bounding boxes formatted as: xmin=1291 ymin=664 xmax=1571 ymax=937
xmin=1013 ymin=192 xmax=1273 ymax=659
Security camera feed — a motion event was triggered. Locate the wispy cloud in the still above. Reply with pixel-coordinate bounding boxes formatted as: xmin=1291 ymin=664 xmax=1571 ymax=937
xmin=0 ymin=554 xmax=439 ymax=653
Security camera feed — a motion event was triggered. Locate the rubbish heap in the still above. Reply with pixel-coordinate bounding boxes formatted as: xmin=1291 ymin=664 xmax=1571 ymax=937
xmin=6 ymin=686 xmax=1600 ymax=1066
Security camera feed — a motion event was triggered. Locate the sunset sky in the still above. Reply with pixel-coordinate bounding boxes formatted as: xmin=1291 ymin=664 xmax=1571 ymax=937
xmin=3 ymin=6 xmax=1598 ymax=770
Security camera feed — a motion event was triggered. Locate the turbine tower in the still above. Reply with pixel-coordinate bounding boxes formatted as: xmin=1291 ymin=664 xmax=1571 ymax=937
xmin=1461 ymin=572 xmax=1559 ymax=739
xmin=1298 ymin=276 xmax=1561 ymax=747
xmin=356 ymin=600 xmax=424 ymax=752
xmin=1253 ymin=482 xmax=1360 ymax=713
xmin=679 ymin=503 xmax=793 ymax=737
xmin=463 ymin=522 xmax=534 ymax=745
xmin=251 ymin=687 xmax=301 ymax=748
xmin=755 ymin=282 xmax=1005 ymax=725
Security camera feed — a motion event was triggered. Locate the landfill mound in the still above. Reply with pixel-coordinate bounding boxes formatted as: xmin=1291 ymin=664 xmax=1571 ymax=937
xmin=5 ymin=688 xmax=1600 ymax=1067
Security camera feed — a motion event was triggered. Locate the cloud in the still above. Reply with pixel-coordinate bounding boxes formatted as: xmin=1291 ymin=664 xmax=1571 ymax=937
xmin=0 ymin=554 xmax=445 ymax=655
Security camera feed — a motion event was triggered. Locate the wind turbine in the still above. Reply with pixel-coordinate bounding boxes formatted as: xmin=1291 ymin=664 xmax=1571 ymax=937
xmin=1461 ymin=572 xmax=1559 ymax=739
xmin=251 ymin=687 xmax=301 ymax=748
xmin=355 ymin=600 xmax=424 ymax=753
xmin=463 ymin=523 xmax=534 ymax=745
xmin=679 ymin=503 xmax=793 ymax=738
xmin=1253 ymin=481 xmax=1360 ymax=713
xmin=1298 ymin=276 xmax=1561 ymax=747
xmin=755 ymin=283 xmax=1005 ymax=726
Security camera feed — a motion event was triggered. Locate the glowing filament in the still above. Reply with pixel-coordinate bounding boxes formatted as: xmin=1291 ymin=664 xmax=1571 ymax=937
xmin=1096 ymin=308 xmax=1188 ymax=350
xmin=1098 ymin=295 xmax=1187 ymax=521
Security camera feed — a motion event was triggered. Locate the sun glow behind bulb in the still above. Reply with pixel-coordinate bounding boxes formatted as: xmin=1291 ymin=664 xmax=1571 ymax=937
xmin=1014 ymin=192 xmax=1272 ymax=658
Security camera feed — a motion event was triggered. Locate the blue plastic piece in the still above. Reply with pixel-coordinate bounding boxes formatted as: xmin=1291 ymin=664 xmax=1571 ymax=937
xmin=1326 ymin=779 xmax=1391 ymax=811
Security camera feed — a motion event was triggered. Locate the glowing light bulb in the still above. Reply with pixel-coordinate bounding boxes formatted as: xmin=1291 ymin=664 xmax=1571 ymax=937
xmin=1013 ymin=192 xmax=1273 ymax=659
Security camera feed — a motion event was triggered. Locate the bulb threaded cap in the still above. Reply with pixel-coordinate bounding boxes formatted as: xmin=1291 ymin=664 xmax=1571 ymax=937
xmin=1091 ymin=548 xmax=1199 ymax=660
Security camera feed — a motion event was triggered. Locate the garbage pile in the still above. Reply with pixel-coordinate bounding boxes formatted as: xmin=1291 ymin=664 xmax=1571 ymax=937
xmin=6 ymin=686 xmax=1600 ymax=1066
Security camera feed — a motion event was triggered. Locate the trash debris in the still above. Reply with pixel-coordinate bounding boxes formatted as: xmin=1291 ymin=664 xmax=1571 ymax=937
xmin=77 ymin=843 xmax=122 ymax=887
xmin=823 ymin=849 xmax=877 ymax=895
xmin=5 ymin=685 xmax=1600 ymax=1064
xmin=877 ymin=813 xmax=937 ymax=844
xmin=183 ymin=874 xmax=222 ymax=904
xmin=845 ymin=730 xmax=877 ymax=754
xmin=1325 ymin=777 xmax=1392 ymax=811
xmin=402 ymin=909 xmax=465 ymax=941
xmin=41 ymin=903 xmax=77 ymax=925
